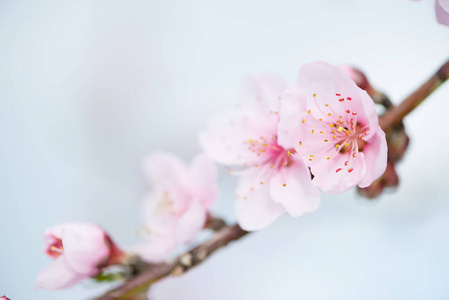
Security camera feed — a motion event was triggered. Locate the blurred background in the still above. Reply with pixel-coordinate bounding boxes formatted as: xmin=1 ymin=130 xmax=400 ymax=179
xmin=1 ymin=0 xmax=449 ymax=299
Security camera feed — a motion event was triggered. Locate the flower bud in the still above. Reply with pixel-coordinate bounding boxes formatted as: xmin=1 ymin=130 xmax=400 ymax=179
xmin=36 ymin=223 xmax=124 ymax=290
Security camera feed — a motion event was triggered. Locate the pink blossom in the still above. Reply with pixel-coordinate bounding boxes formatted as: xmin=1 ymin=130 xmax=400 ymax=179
xmin=132 ymin=153 xmax=218 ymax=262
xmin=36 ymin=223 xmax=122 ymax=290
xmin=278 ymin=62 xmax=387 ymax=194
xmin=200 ymin=74 xmax=321 ymax=231
xmin=0 ymin=296 xmax=10 ymax=300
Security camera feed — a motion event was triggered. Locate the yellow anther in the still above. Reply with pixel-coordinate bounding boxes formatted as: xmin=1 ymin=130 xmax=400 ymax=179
xmin=318 ymin=118 xmax=322 ymax=121
xmin=308 ymin=110 xmax=311 ymax=114
xmin=332 ymin=135 xmax=336 ymax=139
xmin=327 ymin=156 xmax=331 ymax=159
xmin=311 ymin=130 xmax=315 ymax=133
xmin=328 ymin=113 xmax=331 ymax=116
xmin=345 ymin=143 xmax=349 ymax=147
xmin=313 ymin=93 xmax=317 ymax=97
xmin=302 ymin=119 xmax=305 ymax=123
xmin=320 ymin=131 xmax=324 ymax=134
xmin=310 ymin=155 xmax=314 ymax=157
xmin=299 ymin=141 xmax=302 ymax=146
xmin=324 ymin=139 xmax=328 ymax=142
xmin=282 ymin=183 xmax=287 ymax=187
xmin=335 ymin=144 xmax=340 ymax=148
xmin=338 ymin=126 xmax=344 ymax=132
xmin=330 ymin=124 xmax=334 ymax=127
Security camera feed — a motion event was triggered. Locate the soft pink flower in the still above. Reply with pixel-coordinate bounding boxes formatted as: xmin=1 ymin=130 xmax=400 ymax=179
xmin=132 ymin=153 xmax=218 ymax=262
xmin=278 ymin=62 xmax=387 ymax=194
xmin=36 ymin=223 xmax=122 ymax=290
xmin=200 ymin=74 xmax=321 ymax=231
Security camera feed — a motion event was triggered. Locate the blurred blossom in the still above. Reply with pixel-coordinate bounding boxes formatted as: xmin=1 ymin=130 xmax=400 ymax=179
xmin=132 ymin=153 xmax=218 ymax=262
xmin=36 ymin=223 xmax=123 ymax=290
xmin=279 ymin=62 xmax=387 ymax=194
xmin=0 ymin=296 xmax=10 ymax=300
xmin=200 ymin=74 xmax=320 ymax=231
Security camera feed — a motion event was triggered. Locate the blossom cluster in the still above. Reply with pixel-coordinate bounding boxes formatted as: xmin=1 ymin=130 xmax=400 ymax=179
xmin=34 ymin=62 xmax=387 ymax=290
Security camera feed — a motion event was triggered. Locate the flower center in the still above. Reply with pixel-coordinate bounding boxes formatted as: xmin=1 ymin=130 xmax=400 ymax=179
xmin=47 ymin=236 xmax=64 ymax=258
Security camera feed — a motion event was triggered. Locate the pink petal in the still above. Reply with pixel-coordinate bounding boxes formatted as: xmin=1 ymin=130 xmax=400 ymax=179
xmin=277 ymin=86 xmax=308 ymax=150
xmin=311 ymin=152 xmax=367 ymax=194
xmin=199 ymin=110 xmax=276 ymax=166
xmin=35 ymin=256 xmax=85 ymax=290
xmin=142 ymin=153 xmax=190 ymax=194
xmin=174 ymin=198 xmax=208 ymax=245
xmin=298 ymin=62 xmax=379 ymax=138
xmin=131 ymin=234 xmax=176 ymax=263
xmin=357 ymin=127 xmax=388 ymax=188
xmin=188 ymin=153 xmax=219 ymax=208
xmin=61 ymin=223 xmax=110 ymax=275
xmin=269 ymin=159 xmax=321 ymax=217
xmin=234 ymin=167 xmax=286 ymax=231
xmin=199 ymin=73 xmax=287 ymax=167
xmin=439 ymin=0 xmax=449 ymax=12
xmin=436 ymin=0 xmax=449 ymax=25
xmin=240 ymin=73 xmax=287 ymax=118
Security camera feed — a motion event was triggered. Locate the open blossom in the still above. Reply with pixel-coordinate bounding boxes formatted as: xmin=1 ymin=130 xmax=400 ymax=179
xmin=200 ymin=74 xmax=321 ymax=231
xmin=278 ymin=62 xmax=387 ymax=194
xmin=36 ymin=223 xmax=123 ymax=290
xmin=132 ymin=153 xmax=218 ymax=262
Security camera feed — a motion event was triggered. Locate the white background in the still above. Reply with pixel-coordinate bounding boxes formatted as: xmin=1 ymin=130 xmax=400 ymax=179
xmin=1 ymin=0 xmax=449 ymax=299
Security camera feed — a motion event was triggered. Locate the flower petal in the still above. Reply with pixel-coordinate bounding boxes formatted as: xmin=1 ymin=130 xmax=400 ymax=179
xmin=358 ymin=127 xmax=388 ymax=188
xmin=35 ymin=256 xmax=85 ymax=290
xmin=61 ymin=223 xmax=110 ymax=275
xmin=311 ymin=152 xmax=367 ymax=194
xmin=189 ymin=153 xmax=219 ymax=208
xmin=234 ymin=167 xmax=286 ymax=231
xmin=174 ymin=198 xmax=208 ymax=245
xmin=277 ymin=86 xmax=308 ymax=150
xmin=436 ymin=0 xmax=449 ymax=26
xmin=269 ymin=159 xmax=321 ymax=217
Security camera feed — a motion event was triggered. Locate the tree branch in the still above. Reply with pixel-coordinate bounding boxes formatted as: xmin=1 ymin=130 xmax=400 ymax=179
xmin=93 ymin=224 xmax=248 ymax=300
xmin=379 ymin=58 xmax=449 ymax=133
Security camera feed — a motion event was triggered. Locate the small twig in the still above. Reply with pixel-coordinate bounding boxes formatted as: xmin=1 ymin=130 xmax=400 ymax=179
xmin=379 ymin=58 xmax=449 ymax=133
xmin=94 ymin=224 xmax=248 ymax=300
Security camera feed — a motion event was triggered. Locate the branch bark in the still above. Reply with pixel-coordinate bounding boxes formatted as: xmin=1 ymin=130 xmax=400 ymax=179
xmin=94 ymin=224 xmax=248 ymax=300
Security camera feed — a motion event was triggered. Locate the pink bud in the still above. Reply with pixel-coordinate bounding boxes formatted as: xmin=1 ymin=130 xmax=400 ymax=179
xmin=0 ymin=296 xmax=11 ymax=300
xmin=36 ymin=223 xmax=124 ymax=290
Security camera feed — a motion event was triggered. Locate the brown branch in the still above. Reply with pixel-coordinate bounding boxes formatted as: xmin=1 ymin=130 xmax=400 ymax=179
xmin=93 ymin=224 xmax=248 ymax=300
xmin=379 ymin=58 xmax=449 ymax=133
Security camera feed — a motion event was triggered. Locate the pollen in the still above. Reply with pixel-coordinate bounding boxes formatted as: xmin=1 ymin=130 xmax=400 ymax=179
xmin=348 ymin=168 xmax=354 ymax=172
xmin=324 ymin=139 xmax=328 ymax=142
xmin=299 ymin=141 xmax=302 ymax=146
xmin=318 ymin=118 xmax=322 ymax=121
xmin=327 ymin=156 xmax=331 ymax=159
xmin=308 ymin=110 xmax=311 ymax=114
xmin=313 ymin=93 xmax=317 ymax=97
xmin=260 ymin=182 xmax=263 ymax=185
xmin=282 ymin=183 xmax=287 ymax=187
xmin=328 ymin=113 xmax=332 ymax=116
xmin=310 ymin=155 xmax=314 ymax=157
xmin=338 ymin=126 xmax=344 ymax=132
xmin=270 ymin=164 xmax=274 ymax=168
xmin=335 ymin=144 xmax=340 ymax=148
xmin=330 ymin=124 xmax=334 ymax=127
xmin=312 ymin=130 xmax=315 ymax=133
xmin=302 ymin=119 xmax=305 ymax=123
xmin=320 ymin=131 xmax=324 ymax=134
